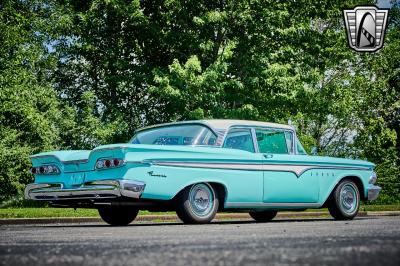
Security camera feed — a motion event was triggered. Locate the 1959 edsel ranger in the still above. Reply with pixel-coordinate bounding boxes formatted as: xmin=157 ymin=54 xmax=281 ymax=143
xmin=25 ymin=120 xmax=381 ymax=225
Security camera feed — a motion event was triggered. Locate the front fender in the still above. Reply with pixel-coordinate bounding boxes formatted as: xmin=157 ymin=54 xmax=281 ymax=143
xmin=319 ymin=170 xmax=370 ymax=204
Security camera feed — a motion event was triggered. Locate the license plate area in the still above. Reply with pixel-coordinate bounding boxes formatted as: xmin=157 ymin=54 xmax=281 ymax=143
xmin=70 ymin=173 xmax=86 ymax=186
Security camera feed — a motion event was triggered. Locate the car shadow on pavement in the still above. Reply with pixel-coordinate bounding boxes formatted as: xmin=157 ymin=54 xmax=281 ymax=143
xmin=39 ymin=217 xmax=374 ymax=228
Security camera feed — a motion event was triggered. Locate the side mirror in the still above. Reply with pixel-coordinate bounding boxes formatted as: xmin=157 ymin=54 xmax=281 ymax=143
xmin=311 ymin=146 xmax=318 ymax=156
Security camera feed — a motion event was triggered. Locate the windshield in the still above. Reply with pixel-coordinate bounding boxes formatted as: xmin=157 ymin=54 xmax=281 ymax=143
xmin=130 ymin=124 xmax=218 ymax=146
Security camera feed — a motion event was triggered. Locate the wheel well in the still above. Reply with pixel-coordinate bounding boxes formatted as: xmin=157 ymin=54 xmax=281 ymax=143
xmin=173 ymin=182 xmax=227 ymax=211
xmin=208 ymin=182 xmax=227 ymax=211
xmin=322 ymin=175 xmax=366 ymax=207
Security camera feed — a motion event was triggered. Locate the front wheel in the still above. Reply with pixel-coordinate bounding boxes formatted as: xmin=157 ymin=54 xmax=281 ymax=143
xmin=249 ymin=210 xmax=278 ymax=222
xmin=98 ymin=206 xmax=139 ymax=226
xmin=176 ymin=183 xmax=219 ymax=224
xmin=328 ymin=179 xmax=360 ymax=220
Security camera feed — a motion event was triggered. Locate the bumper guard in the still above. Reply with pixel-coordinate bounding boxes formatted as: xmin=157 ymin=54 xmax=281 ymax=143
xmin=367 ymin=184 xmax=382 ymax=201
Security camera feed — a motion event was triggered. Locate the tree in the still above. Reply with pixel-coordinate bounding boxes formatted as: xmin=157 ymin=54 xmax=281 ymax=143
xmin=0 ymin=0 xmax=65 ymax=199
xmin=0 ymin=0 xmax=398 ymax=203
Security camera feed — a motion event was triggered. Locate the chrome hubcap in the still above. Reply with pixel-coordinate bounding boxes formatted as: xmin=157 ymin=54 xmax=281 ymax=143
xmin=340 ymin=184 xmax=358 ymax=214
xmin=189 ymin=184 xmax=214 ymax=217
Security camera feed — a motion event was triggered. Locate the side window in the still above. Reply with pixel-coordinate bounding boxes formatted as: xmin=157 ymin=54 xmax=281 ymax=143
xmin=256 ymin=129 xmax=289 ymax=154
xmin=223 ymin=128 xmax=255 ymax=152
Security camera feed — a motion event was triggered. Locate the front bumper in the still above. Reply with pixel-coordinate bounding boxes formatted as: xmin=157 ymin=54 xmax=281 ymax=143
xmin=367 ymin=184 xmax=382 ymax=201
xmin=25 ymin=180 xmax=146 ymax=201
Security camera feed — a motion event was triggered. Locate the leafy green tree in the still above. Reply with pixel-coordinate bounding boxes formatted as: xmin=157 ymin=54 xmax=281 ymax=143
xmin=0 ymin=0 xmax=64 ymax=199
xmin=0 ymin=0 xmax=399 ymax=203
xmin=0 ymin=0 xmax=115 ymax=200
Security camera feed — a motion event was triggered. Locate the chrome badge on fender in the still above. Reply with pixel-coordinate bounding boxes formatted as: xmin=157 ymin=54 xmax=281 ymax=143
xmin=343 ymin=6 xmax=389 ymax=52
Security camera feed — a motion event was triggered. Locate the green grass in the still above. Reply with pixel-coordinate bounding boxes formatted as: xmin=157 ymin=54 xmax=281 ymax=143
xmin=0 ymin=208 xmax=99 ymax=218
xmin=0 ymin=208 xmax=175 ymax=219
xmin=359 ymin=204 xmax=400 ymax=212
xmin=0 ymin=204 xmax=398 ymax=219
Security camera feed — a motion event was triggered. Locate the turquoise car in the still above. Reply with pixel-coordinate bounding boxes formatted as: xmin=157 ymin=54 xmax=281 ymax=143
xmin=25 ymin=120 xmax=381 ymax=225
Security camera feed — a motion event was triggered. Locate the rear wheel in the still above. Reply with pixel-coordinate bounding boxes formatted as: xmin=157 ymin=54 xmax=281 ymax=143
xmin=98 ymin=206 xmax=139 ymax=226
xmin=249 ymin=210 xmax=278 ymax=222
xmin=176 ymin=183 xmax=219 ymax=224
xmin=328 ymin=179 xmax=360 ymax=220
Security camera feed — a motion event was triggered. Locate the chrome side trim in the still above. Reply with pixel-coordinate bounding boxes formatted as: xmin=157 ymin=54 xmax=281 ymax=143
xmin=225 ymin=202 xmax=321 ymax=208
xmin=29 ymin=155 xmax=90 ymax=164
xmin=367 ymin=184 xmax=382 ymax=201
xmin=30 ymin=154 xmax=63 ymax=161
xmin=30 ymin=154 xmax=148 ymax=166
xmin=92 ymin=145 xmax=130 ymax=153
xmin=63 ymin=159 xmax=89 ymax=164
xmin=150 ymin=161 xmax=264 ymax=170
xmin=148 ymin=160 xmax=371 ymax=177
xmin=24 ymin=180 xmax=146 ymax=201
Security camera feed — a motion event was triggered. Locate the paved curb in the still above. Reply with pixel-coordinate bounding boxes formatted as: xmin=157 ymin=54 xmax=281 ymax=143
xmin=1 ymin=211 xmax=399 ymax=225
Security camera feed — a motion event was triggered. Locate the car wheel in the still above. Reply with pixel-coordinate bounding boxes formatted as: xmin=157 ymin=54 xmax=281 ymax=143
xmin=176 ymin=183 xmax=219 ymax=224
xmin=98 ymin=206 xmax=139 ymax=226
xmin=249 ymin=210 xmax=278 ymax=222
xmin=328 ymin=179 xmax=360 ymax=220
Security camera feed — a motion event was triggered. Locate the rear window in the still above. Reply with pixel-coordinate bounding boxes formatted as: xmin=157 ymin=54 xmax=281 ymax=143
xmin=130 ymin=124 xmax=217 ymax=146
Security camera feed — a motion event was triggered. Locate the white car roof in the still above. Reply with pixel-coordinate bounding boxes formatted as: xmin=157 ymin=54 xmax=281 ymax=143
xmin=201 ymin=119 xmax=294 ymax=131
xmin=137 ymin=119 xmax=294 ymax=132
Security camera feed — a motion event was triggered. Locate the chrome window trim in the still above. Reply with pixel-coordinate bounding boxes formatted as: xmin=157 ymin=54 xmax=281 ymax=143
xmin=251 ymin=128 xmax=260 ymax=153
xmin=221 ymin=125 xmax=297 ymax=154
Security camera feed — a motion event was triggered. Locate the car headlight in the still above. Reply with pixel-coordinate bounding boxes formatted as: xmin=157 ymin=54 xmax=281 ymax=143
xmin=369 ymin=171 xmax=377 ymax=184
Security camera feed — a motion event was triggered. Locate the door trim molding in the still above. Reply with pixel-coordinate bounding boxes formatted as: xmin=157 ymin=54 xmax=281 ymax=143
xmin=225 ymin=202 xmax=322 ymax=208
xmin=148 ymin=160 xmax=370 ymax=177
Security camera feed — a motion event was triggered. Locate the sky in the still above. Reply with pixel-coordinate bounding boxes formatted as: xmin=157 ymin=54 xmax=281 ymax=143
xmin=377 ymin=0 xmax=395 ymax=8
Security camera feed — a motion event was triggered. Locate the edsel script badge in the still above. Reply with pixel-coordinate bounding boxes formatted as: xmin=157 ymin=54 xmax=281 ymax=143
xmin=343 ymin=6 xmax=389 ymax=52
xmin=147 ymin=171 xmax=167 ymax=178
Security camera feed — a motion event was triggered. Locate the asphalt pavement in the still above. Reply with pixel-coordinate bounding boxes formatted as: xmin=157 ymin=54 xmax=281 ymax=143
xmin=1 ymin=216 xmax=399 ymax=266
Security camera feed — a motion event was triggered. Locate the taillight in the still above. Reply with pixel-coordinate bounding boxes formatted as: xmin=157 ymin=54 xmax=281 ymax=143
xmin=30 ymin=165 xmax=60 ymax=175
xmin=95 ymin=158 xmax=125 ymax=170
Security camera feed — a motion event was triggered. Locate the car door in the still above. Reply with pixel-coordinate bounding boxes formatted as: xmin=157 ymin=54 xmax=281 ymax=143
xmin=255 ymin=128 xmax=319 ymax=203
xmin=222 ymin=127 xmax=265 ymax=203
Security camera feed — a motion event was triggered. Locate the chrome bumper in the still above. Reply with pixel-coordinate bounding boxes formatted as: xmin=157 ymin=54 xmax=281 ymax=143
xmin=25 ymin=180 xmax=146 ymax=201
xmin=367 ymin=184 xmax=382 ymax=201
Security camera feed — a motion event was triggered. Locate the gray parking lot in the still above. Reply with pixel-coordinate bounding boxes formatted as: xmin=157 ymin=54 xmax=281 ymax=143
xmin=1 ymin=216 xmax=399 ymax=266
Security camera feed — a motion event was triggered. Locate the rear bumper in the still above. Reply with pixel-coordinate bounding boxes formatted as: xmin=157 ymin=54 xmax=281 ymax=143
xmin=25 ymin=180 xmax=146 ymax=201
xmin=367 ymin=184 xmax=382 ymax=201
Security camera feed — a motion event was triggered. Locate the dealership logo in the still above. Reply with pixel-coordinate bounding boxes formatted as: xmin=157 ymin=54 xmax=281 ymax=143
xmin=343 ymin=6 xmax=389 ymax=52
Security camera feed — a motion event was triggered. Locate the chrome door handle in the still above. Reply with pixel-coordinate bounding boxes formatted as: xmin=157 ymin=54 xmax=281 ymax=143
xmin=263 ymin=154 xmax=273 ymax=159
